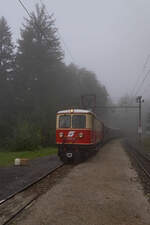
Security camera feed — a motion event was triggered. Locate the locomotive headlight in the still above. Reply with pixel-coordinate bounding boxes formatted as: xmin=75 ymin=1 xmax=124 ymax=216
xmin=78 ymin=132 xmax=83 ymax=138
xmin=59 ymin=132 xmax=64 ymax=138
xmin=70 ymin=109 xmax=74 ymax=113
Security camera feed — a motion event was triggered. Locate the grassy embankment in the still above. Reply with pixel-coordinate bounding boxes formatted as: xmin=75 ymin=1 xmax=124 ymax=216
xmin=142 ymin=136 xmax=150 ymax=153
xmin=0 ymin=147 xmax=57 ymax=167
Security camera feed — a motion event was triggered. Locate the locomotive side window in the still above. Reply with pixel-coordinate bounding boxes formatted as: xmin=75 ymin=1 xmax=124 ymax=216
xmin=72 ymin=115 xmax=86 ymax=128
xmin=59 ymin=115 xmax=71 ymax=128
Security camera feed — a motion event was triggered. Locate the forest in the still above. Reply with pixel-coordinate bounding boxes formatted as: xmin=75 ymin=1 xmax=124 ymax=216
xmin=0 ymin=4 xmax=108 ymax=151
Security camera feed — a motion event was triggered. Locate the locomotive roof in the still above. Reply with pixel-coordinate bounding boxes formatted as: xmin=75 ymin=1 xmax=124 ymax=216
xmin=57 ymin=109 xmax=94 ymax=115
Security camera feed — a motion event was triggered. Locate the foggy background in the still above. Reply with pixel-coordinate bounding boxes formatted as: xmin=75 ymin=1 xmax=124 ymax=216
xmin=0 ymin=0 xmax=150 ymax=150
xmin=1 ymin=0 xmax=150 ymax=100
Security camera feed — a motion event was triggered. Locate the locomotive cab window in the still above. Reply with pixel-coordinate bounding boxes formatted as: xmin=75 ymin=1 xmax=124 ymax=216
xmin=59 ymin=115 xmax=71 ymax=128
xmin=72 ymin=115 xmax=86 ymax=128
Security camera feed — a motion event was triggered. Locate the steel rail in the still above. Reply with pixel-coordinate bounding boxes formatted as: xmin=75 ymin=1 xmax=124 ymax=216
xmin=2 ymin=196 xmax=38 ymax=225
xmin=128 ymin=143 xmax=150 ymax=162
xmin=131 ymin=152 xmax=150 ymax=179
xmin=1 ymin=163 xmax=64 ymax=225
xmin=136 ymin=150 xmax=150 ymax=163
xmin=0 ymin=162 xmax=64 ymax=205
xmin=127 ymin=146 xmax=150 ymax=179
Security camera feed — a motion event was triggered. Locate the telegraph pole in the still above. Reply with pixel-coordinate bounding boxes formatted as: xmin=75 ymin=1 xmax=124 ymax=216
xmin=136 ymin=96 xmax=144 ymax=143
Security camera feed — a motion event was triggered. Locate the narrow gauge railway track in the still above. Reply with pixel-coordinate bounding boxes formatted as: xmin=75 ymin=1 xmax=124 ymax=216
xmin=131 ymin=149 xmax=150 ymax=179
xmin=0 ymin=163 xmax=65 ymax=225
xmin=125 ymin=141 xmax=150 ymax=180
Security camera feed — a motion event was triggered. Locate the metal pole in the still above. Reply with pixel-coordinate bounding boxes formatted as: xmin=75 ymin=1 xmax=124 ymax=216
xmin=139 ymin=96 xmax=142 ymax=143
xmin=137 ymin=96 xmax=143 ymax=144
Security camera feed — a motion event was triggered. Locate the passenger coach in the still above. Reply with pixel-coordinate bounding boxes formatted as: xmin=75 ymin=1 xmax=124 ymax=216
xmin=56 ymin=109 xmax=104 ymax=163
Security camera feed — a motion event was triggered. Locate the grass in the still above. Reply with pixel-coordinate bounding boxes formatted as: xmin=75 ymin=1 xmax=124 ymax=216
xmin=0 ymin=147 xmax=57 ymax=167
xmin=142 ymin=136 xmax=150 ymax=153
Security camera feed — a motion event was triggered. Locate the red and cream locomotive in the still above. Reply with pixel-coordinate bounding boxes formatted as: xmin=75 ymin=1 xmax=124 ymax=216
xmin=56 ymin=109 xmax=105 ymax=163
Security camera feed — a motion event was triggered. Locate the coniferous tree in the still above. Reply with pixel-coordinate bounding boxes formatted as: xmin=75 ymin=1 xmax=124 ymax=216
xmin=16 ymin=4 xmax=63 ymax=113
xmin=0 ymin=5 xmax=109 ymax=149
xmin=15 ymin=4 xmax=63 ymax=146
xmin=0 ymin=17 xmax=14 ymax=81
xmin=13 ymin=3 xmax=109 ymax=148
xmin=0 ymin=17 xmax=15 ymax=143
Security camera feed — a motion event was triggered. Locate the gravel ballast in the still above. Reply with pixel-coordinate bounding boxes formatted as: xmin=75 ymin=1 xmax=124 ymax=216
xmin=13 ymin=140 xmax=150 ymax=225
xmin=0 ymin=155 xmax=62 ymax=201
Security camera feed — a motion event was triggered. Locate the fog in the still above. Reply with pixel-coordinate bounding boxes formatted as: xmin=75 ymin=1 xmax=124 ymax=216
xmin=1 ymin=0 xmax=150 ymax=100
xmin=1 ymin=0 xmax=150 ymax=138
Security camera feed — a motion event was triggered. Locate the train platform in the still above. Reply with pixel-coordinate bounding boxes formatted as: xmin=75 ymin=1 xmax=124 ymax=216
xmin=14 ymin=140 xmax=150 ymax=225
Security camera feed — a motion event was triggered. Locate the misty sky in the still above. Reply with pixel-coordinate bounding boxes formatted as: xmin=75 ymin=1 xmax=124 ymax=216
xmin=1 ymin=0 xmax=150 ymax=101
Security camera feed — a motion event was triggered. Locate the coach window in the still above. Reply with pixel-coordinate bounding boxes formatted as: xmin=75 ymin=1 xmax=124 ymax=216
xmin=72 ymin=115 xmax=86 ymax=128
xmin=59 ymin=115 xmax=71 ymax=128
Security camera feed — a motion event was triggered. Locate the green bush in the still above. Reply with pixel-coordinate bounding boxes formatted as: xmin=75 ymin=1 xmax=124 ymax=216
xmin=41 ymin=128 xmax=56 ymax=147
xmin=6 ymin=121 xmax=41 ymax=151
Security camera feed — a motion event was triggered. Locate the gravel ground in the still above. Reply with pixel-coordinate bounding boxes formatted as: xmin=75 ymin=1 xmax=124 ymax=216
xmin=0 ymin=155 xmax=62 ymax=201
xmin=0 ymin=165 xmax=73 ymax=225
xmin=13 ymin=140 xmax=150 ymax=225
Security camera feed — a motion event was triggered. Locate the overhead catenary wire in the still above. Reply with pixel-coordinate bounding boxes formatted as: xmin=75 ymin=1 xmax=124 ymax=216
xmin=140 ymin=82 xmax=150 ymax=96
xmin=18 ymin=0 xmax=32 ymax=18
xmin=17 ymin=0 xmax=56 ymax=49
xmin=131 ymin=54 xmax=150 ymax=97
xmin=18 ymin=0 xmax=76 ymax=64
xmin=39 ymin=0 xmax=76 ymax=64
xmin=134 ymin=69 xmax=150 ymax=97
xmin=57 ymin=30 xmax=76 ymax=63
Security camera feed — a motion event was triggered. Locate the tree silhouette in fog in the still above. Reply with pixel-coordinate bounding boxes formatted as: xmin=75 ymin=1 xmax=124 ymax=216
xmin=0 ymin=4 xmax=109 ymax=150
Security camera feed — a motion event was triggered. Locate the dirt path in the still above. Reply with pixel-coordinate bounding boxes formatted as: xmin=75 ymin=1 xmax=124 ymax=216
xmin=13 ymin=140 xmax=150 ymax=225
